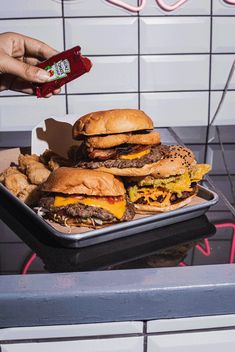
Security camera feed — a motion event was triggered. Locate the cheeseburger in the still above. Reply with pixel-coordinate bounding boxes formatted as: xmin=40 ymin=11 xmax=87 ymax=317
xmin=127 ymin=146 xmax=211 ymax=213
xmin=38 ymin=167 xmax=135 ymax=228
xmin=71 ymin=109 xmax=171 ymax=176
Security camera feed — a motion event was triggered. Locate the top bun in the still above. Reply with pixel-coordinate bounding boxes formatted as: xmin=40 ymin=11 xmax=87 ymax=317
xmin=73 ymin=109 xmax=154 ymax=139
xmin=169 ymin=145 xmax=196 ymax=167
xmin=41 ymin=167 xmax=125 ymax=196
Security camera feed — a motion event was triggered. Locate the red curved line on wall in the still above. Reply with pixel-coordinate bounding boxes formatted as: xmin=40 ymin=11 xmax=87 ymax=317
xmin=223 ymin=0 xmax=235 ymax=5
xmin=156 ymin=0 xmax=188 ymax=11
xmin=106 ymin=0 xmax=189 ymax=12
xmin=106 ymin=0 xmax=146 ymax=12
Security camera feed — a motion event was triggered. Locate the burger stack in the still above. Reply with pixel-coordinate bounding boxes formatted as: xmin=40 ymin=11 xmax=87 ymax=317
xmin=39 ymin=168 xmax=135 ymax=228
xmin=72 ymin=109 xmax=166 ymax=176
xmin=38 ymin=109 xmax=211 ymax=228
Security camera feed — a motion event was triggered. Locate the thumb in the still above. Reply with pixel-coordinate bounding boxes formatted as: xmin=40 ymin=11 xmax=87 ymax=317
xmin=0 ymin=54 xmax=50 ymax=83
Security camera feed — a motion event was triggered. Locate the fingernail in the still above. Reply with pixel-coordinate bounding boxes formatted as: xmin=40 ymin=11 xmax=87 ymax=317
xmin=37 ymin=70 xmax=50 ymax=82
xmin=45 ymin=93 xmax=53 ymax=98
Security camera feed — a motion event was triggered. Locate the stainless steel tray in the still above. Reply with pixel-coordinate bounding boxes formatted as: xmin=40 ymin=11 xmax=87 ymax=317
xmin=0 ymin=183 xmax=218 ymax=248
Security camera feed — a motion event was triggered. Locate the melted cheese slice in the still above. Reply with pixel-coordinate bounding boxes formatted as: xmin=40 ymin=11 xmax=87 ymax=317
xmin=120 ymin=148 xmax=150 ymax=160
xmin=54 ymin=196 xmax=126 ymax=220
xmin=129 ymin=187 xmax=171 ymax=206
xmin=138 ymin=172 xmax=192 ymax=196
xmin=190 ymin=164 xmax=211 ymax=182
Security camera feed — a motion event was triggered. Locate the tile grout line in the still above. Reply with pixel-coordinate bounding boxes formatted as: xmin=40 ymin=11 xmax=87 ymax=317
xmin=137 ymin=0 xmax=141 ymax=109
xmin=0 ymin=332 xmax=144 ymax=345
xmin=2 ymin=15 xmax=235 ymax=20
xmin=1 ymin=88 xmax=235 ymax=99
xmin=143 ymin=321 xmax=148 ymax=352
xmin=58 ymin=53 xmax=235 ymax=57
xmin=204 ymin=0 xmax=213 ymax=164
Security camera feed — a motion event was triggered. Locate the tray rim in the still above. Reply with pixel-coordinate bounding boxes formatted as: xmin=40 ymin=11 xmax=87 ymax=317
xmin=0 ymin=182 xmax=218 ymax=243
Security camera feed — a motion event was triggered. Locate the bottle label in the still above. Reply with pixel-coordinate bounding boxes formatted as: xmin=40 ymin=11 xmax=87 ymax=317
xmin=45 ymin=59 xmax=71 ymax=81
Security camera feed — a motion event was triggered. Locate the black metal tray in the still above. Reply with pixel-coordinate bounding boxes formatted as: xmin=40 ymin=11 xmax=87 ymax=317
xmin=0 ymin=183 xmax=218 ymax=248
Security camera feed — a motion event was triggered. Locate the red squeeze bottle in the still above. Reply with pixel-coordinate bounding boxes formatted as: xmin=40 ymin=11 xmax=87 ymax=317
xmin=35 ymin=46 xmax=92 ymax=98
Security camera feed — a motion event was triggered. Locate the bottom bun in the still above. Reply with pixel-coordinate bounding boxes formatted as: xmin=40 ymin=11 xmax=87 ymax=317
xmin=50 ymin=216 xmax=111 ymax=229
xmin=95 ymin=157 xmax=185 ymax=177
xmin=95 ymin=162 xmax=163 ymax=177
xmin=135 ymin=193 xmax=196 ymax=214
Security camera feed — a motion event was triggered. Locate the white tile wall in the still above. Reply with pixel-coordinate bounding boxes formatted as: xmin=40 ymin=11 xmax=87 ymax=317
xmin=65 ymin=17 xmax=138 ymax=55
xmin=0 ymin=0 xmax=235 ymax=131
xmin=213 ymin=0 xmax=235 ymax=15
xmin=147 ymin=315 xmax=235 ymax=333
xmin=210 ymin=91 xmax=235 ymax=125
xmin=141 ymin=0 xmax=211 ymax=16
xmin=0 ymin=19 xmax=64 ymax=52
xmin=0 ymin=87 xmax=65 ymax=97
xmin=68 ymin=93 xmax=138 ymax=116
xmin=64 ymin=0 xmax=138 ymax=16
xmin=140 ymin=55 xmax=209 ymax=91
xmin=0 ymin=96 xmax=66 ymax=131
xmin=2 ymin=337 xmax=144 ymax=352
xmin=0 ymin=0 xmax=62 ymax=18
xmin=213 ymin=17 xmax=235 ymax=53
xmin=0 ymin=91 xmax=25 ymax=97
xmin=140 ymin=17 xmax=210 ymax=54
xmin=148 ymin=330 xmax=235 ymax=352
xmin=211 ymin=54 xmax=235 ymax=90
xmin=141 ymin=92 xmax=208 ymax=126
xmin=67 ymin=56 xmax=138 ymax=93
xmin=0 ymin=321 xmax=143 ymax=339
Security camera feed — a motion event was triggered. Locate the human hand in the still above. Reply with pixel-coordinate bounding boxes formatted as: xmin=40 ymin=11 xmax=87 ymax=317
xmin=0 ymin=32 xmax=61 ymax=97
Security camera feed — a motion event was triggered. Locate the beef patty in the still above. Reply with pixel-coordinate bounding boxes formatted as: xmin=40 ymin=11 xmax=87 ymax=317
xmin=76 ymin=144 xmax=170 ymax=169
xmin=38 ymin=196 xmax=135 ymax=224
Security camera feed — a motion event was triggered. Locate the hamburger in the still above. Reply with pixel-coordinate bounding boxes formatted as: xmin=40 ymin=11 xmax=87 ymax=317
xmin=38 ymin=167 xmax=135 ymax=228
xmin=127 ymin=146 xmax=211 ymax=213
xmin=71 ymin=109 xmax=171 ymax=176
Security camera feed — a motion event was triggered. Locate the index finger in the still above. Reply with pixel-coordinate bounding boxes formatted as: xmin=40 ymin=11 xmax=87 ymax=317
xmin=22 ymin=34 xmax=59 ymax=60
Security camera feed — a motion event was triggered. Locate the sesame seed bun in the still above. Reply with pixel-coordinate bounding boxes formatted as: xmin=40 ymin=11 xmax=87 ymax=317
xmin=169 ymin=145 xmax=196 ymax=168
xmin=150 ymin=157 xmax=186 ymax=178
xmin=41 ymin=167 xmax=125 ymax=196
xmin=73 ymin=109 xmax=154 ymax=139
